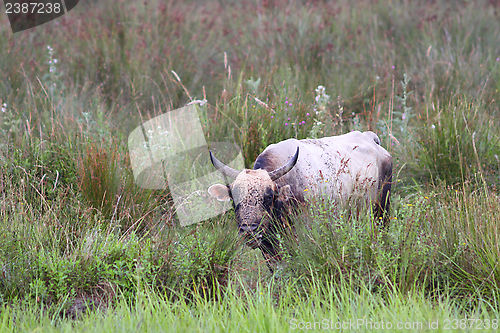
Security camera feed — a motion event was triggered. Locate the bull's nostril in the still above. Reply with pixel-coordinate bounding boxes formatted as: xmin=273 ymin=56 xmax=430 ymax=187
xmin=240 ymin=225 xmax=251 ymax=233
xmin=240 ymin=223 xmax=260 ymax=233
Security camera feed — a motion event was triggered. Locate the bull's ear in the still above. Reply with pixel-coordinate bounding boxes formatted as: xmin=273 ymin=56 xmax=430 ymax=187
xmin=208 ymin=184 xmax=231 ymax=202
xmin=278 ymin=185 xmax=293 ymax=202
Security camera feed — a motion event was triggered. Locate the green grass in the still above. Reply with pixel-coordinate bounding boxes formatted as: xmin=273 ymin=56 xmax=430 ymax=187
xmin=1 ymin=278 xmax=499 ymax=332
xmin=1 ymin=0 xmax=500 ymax=330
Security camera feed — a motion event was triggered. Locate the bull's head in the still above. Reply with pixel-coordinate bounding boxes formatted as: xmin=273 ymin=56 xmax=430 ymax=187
xmin=208 ymin=148 xmax=299 ymax=249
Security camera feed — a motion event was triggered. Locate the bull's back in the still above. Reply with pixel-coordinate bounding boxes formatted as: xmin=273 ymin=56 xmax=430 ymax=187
xmin=253 ymin=131 xmax=391 ymax=204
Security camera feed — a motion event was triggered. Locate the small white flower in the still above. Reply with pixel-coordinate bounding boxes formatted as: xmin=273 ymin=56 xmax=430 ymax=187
xmin=54 ymin=59 xmax=58 ymax=63
xmin=431 ymin=124 xmax=435 ymax=129
xmin=315 ymin=85 xmax=325 ymax=95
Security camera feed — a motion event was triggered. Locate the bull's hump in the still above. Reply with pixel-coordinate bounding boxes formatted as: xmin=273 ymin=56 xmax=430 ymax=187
xmin=253 ymin=152 xmax=278 ymax=172
xmin=253 ymin=139 xmax=300 ymax=172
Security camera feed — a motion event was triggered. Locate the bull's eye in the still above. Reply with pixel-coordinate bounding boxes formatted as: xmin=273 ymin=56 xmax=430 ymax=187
xmin=263 ymin=189 xmax=274 ymax=206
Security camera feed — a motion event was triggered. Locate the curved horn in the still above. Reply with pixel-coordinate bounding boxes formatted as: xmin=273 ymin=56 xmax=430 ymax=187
xmin=268 ymin=147 xmax=299 ymax=181
xmin=209 ymin=150 xmax=241 ymax=180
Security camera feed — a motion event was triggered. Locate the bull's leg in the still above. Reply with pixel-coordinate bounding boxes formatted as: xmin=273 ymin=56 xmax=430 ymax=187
xmin=262 ymin=252 xmax=281 ymax=273
xmin=374 ymin=194 xmax=390 ymax=229
xmin=258 ymin=240 xmax=282 ymax=273
xmin=375 ymin=163 xmax=393 ymax=229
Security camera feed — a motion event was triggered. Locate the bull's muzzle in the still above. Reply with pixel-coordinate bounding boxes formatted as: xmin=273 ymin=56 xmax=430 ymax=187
xmin=239 ymin=223 xmax=263 ymax=249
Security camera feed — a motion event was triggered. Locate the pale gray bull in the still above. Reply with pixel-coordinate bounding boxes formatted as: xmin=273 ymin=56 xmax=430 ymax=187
xmin=208 ymin=131 xmax=393 ymax=268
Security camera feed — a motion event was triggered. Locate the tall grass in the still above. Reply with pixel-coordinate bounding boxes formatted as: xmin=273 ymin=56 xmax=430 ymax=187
xmin=1 ymin=0 xmax=500 ymax=329
xmin=1 ymin=276 xmax=499 ymax=332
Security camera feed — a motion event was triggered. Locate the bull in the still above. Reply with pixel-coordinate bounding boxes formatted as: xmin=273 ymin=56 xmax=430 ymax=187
xmin=208 ymin=131 xmax=393 ymax=268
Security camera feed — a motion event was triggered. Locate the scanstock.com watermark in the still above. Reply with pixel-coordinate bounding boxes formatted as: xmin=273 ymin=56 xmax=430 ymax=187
xmin=290 ymin=319 xmax=425 ymax=331
xmin=289 ymin=317 xmax=499 ymax=330
xmin=128 ymin=103 xmax=244 ymax=226
xmin=3 ymin=0 xmax=79 ymax=33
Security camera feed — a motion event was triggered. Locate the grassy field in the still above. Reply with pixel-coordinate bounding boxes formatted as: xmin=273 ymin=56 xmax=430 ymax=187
xmin=1 ymin=0 xmax=500 ymax=331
